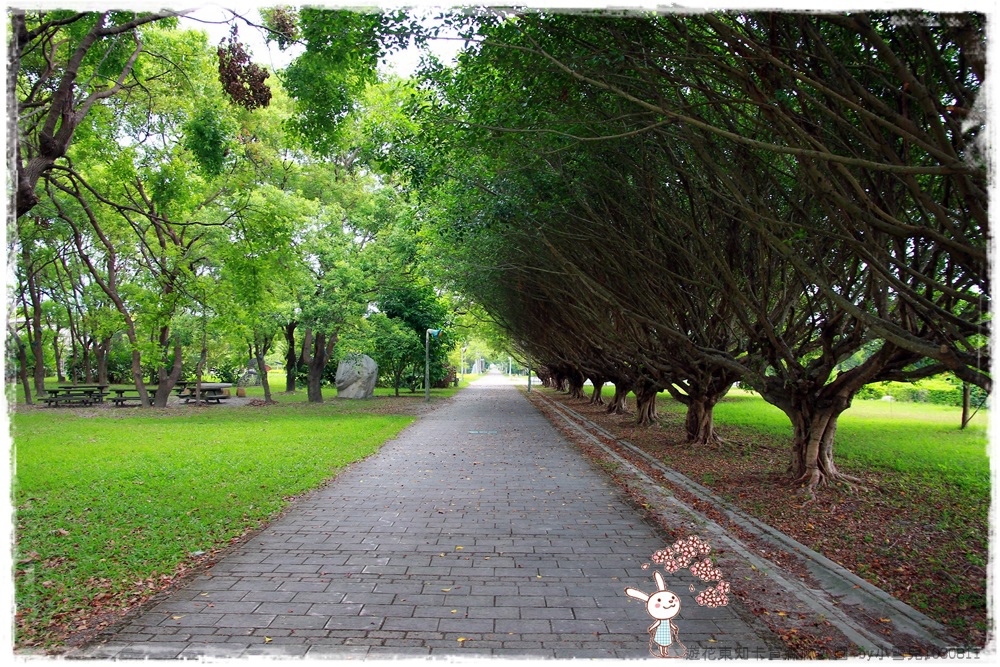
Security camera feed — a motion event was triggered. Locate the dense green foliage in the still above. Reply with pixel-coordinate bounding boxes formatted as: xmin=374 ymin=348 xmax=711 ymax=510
xmin=394 ymin=9 xmax=988 ymax=491
xmin=8 ymin=12 xmax=463 ymax=408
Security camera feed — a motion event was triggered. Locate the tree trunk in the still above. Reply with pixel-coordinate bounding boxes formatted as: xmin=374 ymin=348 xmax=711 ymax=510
xmin=787 ymin=404 xmax=846 ymax=493
xmin=684 ymin=396 xmax=721 ymax=444
xmin=550 ymin=367 xmax=568 ymax=391
xmin=24 ymin=270 xmax=47 ymax=396
xmin=284 ymin=321 xmax=298 ymax=392
xmin=391 ymin=361 xmax=406 ymax=397
xmin=961 ymin=382 xmax=971 ymax=429
xmin=12 ymin=332 xmax=33 ymax=405
xmin=773 ymin=388 xmax=868 ymax=496
xmin=95 ymin=336 xmax=111 ymax=386
xmin=635 ymin=381 xmax=659 ymax=426
xmin=82 ymin=337 xmax=93 ymax=383
xmin=252 ymin=331 xmax=273 ymax=403
xmin=306 ymin=360 xmax=323 ymax=401
xmin=54 ymin=328 xmax=66 ymax=383
xmin=607 ymin=381 xmax=630 ymax=414
xmin=566 ymin=368 xmax=586 ymax=399
xmin=194 ymin=327 xmax=208 ymax=405
xmin=129 ymin=346 xmax=149 ymax=406
xmin=302 ymin=329 xmax=337 ymax=403
xmin=660 ymin=369 xmax=741 ymax=445
xmin=589 ymin=380 xmax=606 ymax=405
xmin=153 ymin=335 xmax=183 ymax=408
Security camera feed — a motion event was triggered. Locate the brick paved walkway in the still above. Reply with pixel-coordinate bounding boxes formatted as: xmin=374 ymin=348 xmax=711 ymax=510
xmin=75 ymin=373 xmax=777 ymax=659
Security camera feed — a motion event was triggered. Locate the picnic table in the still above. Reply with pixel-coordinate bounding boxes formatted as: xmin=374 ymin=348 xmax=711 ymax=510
xmin=177 ymin=382 xmax=232 ymax=404
xmin=42 ymin=384 xmax=109 ymax=407
xmin=108 ymin=387 xmax=156 ymax=407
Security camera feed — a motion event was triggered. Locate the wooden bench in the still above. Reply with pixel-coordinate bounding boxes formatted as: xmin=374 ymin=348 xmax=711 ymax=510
xmin=182 ymin=393 xmax=230 ymax=404
xmin=42 ymin=393 xmax=97 ymax=407
xmin=178 ymin=385 xmax=231 ymax=404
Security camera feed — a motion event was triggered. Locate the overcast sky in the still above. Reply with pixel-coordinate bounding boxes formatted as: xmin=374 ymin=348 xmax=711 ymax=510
xmin=179 ymin=3 xmax=465 ymax=78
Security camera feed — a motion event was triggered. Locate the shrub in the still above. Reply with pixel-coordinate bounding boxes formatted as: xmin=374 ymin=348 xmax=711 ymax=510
xmin=858 ymin=377 xmax=986 ymax=407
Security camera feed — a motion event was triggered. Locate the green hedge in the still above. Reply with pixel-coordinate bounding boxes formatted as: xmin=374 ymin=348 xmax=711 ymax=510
xmin=856 ymin=379 xmax=987 ymax=407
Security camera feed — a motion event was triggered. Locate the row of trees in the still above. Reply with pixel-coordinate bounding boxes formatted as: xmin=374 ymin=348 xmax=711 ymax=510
xmin=7 ymin=9 xmax=456 ymax=408
xmin=395 ymin=10 xmax=989 ymax=493
xmin=8 ymin=8 xmax=989 ymax=493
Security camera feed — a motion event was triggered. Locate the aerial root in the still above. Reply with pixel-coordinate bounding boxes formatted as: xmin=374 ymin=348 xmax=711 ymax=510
xmin=790 ymin=468 xmax=869 ymax=498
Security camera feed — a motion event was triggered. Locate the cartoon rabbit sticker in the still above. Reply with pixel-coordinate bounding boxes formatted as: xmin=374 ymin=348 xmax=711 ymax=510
xmin=626 ymin=571 xmax=687 ymax=658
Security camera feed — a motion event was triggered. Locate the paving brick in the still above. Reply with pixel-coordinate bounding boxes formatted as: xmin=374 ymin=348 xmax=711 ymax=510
xmin=551 ymin=619 xmax=610 ymax=633
xmin=496 ymin=619 xmax=552 ymax=634
xmin=75 ymin=376 xmax=773 ymax=659
xmin=359 ymin=604 xmax=415 ymax=617
xmin=466 ymin=606 xmax=521 ymax=619
xmin=413 ymin=605 xmax=467 ymax=618
xmin=268 ymin=615 xmax=330 ymax=630
xmin=323 ymin=616 xmax=383 ymax=631
xmin=304 ymin=646 xmax=371 ymax=658
xmin=520 ymin=606 xmax=576 ymax=620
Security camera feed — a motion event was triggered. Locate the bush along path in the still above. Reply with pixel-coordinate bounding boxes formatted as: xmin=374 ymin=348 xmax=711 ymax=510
xmin=525 ymin=386 xmax=986 ymax=657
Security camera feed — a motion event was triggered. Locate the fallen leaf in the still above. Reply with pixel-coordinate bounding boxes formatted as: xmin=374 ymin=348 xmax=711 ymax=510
xmin=457 ymin=637 xmax=467 ymax=643
xmin=264 ymin=637 xmax=272 ymax=643
xmin=441 ymin=588 xmax=451 ymax=592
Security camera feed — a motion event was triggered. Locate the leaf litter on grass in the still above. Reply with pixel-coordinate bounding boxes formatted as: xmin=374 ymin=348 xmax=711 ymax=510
xmin=528 ymin=389 xmax=989 ymax=653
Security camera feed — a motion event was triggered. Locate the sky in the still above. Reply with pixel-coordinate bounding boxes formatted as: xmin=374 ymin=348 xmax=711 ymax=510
xmin=177 ymin=3 xmax=466 ymax=78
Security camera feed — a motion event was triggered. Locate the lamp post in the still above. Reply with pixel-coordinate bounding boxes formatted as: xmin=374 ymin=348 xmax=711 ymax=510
xmin=425 ymin=328 xmax=441 ymax=402
xmin=461 ymin=346 xmax=468 ymax=381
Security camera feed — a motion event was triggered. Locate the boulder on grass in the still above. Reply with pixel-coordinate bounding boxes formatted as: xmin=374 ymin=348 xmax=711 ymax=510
xmin=336 ymin=354 xmax=378 ymax=399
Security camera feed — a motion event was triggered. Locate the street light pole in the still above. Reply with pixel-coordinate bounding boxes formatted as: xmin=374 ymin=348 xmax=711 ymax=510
xmin=425 ymin=329 xmax=441 ymax=402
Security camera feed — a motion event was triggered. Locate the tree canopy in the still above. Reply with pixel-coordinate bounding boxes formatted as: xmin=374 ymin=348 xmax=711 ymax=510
xmin=7 ymin=7 xmax=989 ymax=492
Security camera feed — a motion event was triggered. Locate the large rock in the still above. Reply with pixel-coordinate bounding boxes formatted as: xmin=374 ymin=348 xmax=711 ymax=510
xmin=335 ymin=354 xmax=378 ymax=399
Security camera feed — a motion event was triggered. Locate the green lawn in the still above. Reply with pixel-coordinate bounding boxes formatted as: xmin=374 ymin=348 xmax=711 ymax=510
xmin=7 ymin=375 xmax=476 ymax=647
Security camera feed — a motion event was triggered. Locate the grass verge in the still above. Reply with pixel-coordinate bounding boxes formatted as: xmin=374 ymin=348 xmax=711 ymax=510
xmin=9 ymin=392 xmax=426 ymax=649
